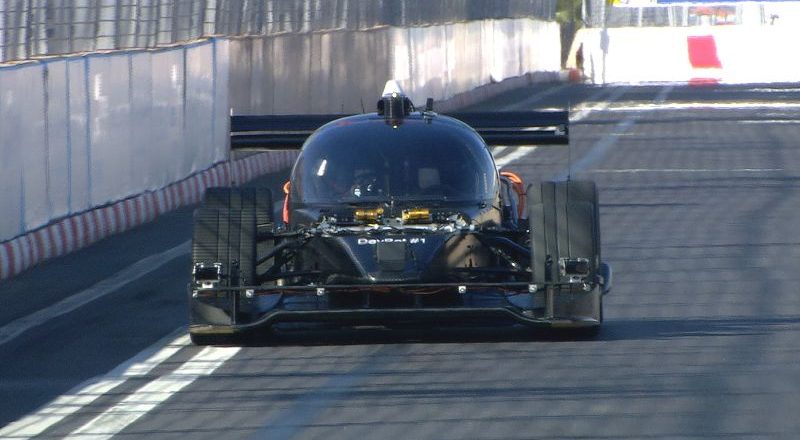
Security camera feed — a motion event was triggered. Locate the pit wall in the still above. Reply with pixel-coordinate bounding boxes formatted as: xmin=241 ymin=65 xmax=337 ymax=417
xmin=0 ymin=18 xmax=561 ymax=280
xmin=568 ymin=25 xmax=800 ymax=85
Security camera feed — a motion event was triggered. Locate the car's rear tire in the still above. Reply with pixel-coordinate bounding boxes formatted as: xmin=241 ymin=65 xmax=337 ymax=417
xmin=528 ymin=180 xmax=600 ymax=282
xmin=203 ymin=187 xmax=272 ymax=229
xmin=192 ymin=207 xmax=257 ymax=287
xmin=189 ymin=188 xmax=264 ymax=345
xmin=528 ymin=180 xmax=602 ymax=333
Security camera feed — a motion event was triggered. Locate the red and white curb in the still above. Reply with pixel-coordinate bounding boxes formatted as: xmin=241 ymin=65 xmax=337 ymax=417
xmin=0 ymin=151 xmax=298 ymax=280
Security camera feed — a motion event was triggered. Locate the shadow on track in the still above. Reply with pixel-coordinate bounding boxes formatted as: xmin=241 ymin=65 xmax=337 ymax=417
xmin=601 ymin=316 xmax=800 ymax=341
xmin=236 ymin=323 xmax=607 ymax=347
xmin=222 ymin=315 xmax=800 ymax=347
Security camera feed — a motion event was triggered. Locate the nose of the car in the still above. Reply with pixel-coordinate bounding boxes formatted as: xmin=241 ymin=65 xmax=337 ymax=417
xmin=333 ymin=234 xmax=448 ymax=282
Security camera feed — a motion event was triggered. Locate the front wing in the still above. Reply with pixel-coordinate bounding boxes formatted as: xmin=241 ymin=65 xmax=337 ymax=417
xmin=188 ymin=281 xmax=602 ymax=335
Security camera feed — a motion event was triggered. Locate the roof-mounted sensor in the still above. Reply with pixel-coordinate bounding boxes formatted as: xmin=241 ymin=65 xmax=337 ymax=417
xmin=377 ymin=80 xmax=414 ymax=120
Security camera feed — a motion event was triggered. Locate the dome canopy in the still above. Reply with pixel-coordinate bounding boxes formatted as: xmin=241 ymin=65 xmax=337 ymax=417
xmin=291 ymin=114 xmax=498 ymax=204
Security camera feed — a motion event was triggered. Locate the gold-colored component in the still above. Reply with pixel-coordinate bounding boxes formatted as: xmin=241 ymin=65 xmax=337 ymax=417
xmin=402 ymin=208 xmax=431 ymax=224
xmin=354 ymin=207 xmax=384 ymax=223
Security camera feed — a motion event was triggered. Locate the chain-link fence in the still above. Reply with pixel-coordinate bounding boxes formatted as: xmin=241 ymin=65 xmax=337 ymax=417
xmin=0 ymin=0 xmax=556 ymax=63
xmin=584 ymin=0 xmax=800 ymax=28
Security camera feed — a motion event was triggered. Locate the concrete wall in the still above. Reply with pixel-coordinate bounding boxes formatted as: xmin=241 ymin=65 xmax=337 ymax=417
xmin=569 ymin=25 xmax=800 ymax=85
xmin=0 ymin=40 xmax=229 ymax=245
xmin=229 ymin=18 xmax=561 ymax=114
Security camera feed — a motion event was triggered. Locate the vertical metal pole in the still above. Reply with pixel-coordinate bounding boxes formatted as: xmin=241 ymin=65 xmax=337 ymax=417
xmin=230 ymin=292 xmax=239 ymax=325
xmin=133 ymin=0 xmax=141 ymax=47
xmin=154 ymin=0 xmax=161 ymax=45
xmin=25 ymin=0 xmax=33 ymax=58
xmin=67 ymin=0 xmax=75 ymax=54
xmin=42 ymin=63 xmax=52 ymax=220
xmin=546 ymin=286 xmax=555 ymax=318
xmin=254 ymin=0 xmax=264 ymax=34
xmin=266 ymin=0 xmax=274 ymax=34
xmin=197 ymin=0 xmax=207 ymax=39
xmin=113 ymin=0 xmax=121 ymax=49
xmin=92 ymin=0 xmax=101 ymax=52
xmin=0 ymin=2 xmax=5 ymax=61
xmin=170 ymin=0 xmax=178 ymax=43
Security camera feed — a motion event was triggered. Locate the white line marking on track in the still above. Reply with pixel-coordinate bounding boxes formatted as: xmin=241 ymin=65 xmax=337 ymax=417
xmin=0 ymin=329 xmax=189 ymax=439
xmin=491 ymin=146 xmax=508 ymax=156
xmin=494 ymin=86 xmax=632 ymax=170
xmin=600 ymin=101 xmax=800 ymax=112
xmin=250 ymin=345 xmax=393 ymax=440
xmin=591 ymin=168 xmax=785 ymax=174
xmin=495 ymin=148 xmax=537 ymax=168
xmin=554 ymin=85 xmax=673 ymax=180
xmin=0 ymin=240 xmax=190 ymax=347
xmin=738 ymin=120 xmax=800 ymax=124
xmin=64 ymin=345 xmax=240 ymax=440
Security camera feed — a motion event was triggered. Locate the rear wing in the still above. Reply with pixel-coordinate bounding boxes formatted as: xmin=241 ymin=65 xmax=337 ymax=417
xmin=231 ymin=114 xmax=349 ymax=150
xmin=447 ymin=111 xmax=568 ymax=146
xmin=230 ymin=110 xmax=569 ymax=150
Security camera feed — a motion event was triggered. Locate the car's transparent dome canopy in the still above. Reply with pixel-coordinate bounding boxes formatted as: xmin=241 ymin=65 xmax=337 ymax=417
xmin=291 ymin=116 xmax=498 ymax=204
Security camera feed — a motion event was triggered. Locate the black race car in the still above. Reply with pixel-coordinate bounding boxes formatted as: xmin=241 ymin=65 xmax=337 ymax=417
xmin=188 ymin=82 xmax=611 ymax=345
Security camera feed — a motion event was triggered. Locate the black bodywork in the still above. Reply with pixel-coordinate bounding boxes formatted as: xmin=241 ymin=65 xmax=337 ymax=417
xmin=189 ymin=89 xmax=610 ymax=343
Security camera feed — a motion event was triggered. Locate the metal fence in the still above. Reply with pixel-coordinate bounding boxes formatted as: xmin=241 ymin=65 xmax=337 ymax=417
xmin=0 ymin=0 xmax=556 ymax=63
xmin=583 ymin=0 xmax=800 ymax=28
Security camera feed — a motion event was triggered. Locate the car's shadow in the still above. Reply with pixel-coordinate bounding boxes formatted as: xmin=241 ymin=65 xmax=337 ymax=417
xmin=241 ymin=323 xmax=602 ymax=347
xmin=600 ymin=316 xmax=800 ymax=341
xmin=234 ymin=315 xmax=800 ymax=347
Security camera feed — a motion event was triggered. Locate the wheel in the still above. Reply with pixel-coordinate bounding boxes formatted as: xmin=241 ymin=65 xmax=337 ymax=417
xmin=197 ymin=187 xmax=273 ymax=283
xmin=192 ymin=207 xmax=256 ymax=287
xmin=527 ymin=180 xmax=600 ymax=283
xmin=189 ymin=206 xmax=257 ymax=343
xmin=527 ymin=180 xmax=603 ymax=330
xmin=203 ymin=187 xmax=273 ymax=228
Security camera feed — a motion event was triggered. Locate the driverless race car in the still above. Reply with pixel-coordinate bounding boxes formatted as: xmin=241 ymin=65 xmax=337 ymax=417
xmin=188 ymin=81 xmax=611 ymax=345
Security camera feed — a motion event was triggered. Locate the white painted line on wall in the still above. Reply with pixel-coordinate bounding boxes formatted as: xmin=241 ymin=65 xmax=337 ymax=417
xmin=64 ymin=345 xmax=240 ymax=440
xmin=0 ymin=240 xmax=190 ymax=347
xmin=0 ymin=330 xmax=189 ymax=439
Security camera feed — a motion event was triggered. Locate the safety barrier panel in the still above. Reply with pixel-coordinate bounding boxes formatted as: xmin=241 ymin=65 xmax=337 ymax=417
xmin=0 ymin=39 xmax=228 ymax=247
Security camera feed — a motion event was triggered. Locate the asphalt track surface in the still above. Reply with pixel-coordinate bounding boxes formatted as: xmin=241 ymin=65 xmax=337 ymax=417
xmin=2 ymin=82 xmax=800 ymax=439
